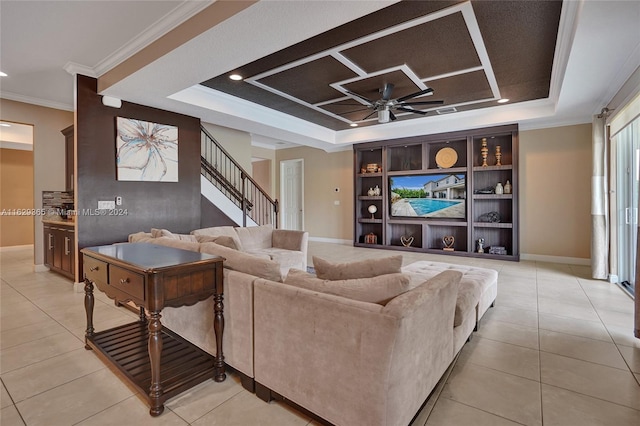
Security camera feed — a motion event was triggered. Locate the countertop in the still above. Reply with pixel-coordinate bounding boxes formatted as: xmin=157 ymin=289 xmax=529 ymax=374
xmin=42 ymin=218 xmax=75 ymax=227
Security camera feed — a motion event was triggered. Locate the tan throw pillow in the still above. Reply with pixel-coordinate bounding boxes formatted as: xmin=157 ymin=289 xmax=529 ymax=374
xmin=200 ymin=242 xmax=282 ymax=282
xmin=191 ymin=226 xmax=243 ymax=250
xmin=195 ymin=235 xmax=239 ymax=250
xmin=312 ymin=255 xmax=403 ymax=280
xmin=284 ymin=269 xmax=411 ymax=305
xmin=151 ymin=228 xmax=198 ymax=242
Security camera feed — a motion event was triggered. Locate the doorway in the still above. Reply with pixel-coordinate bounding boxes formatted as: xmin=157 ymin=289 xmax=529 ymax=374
xmin=280 ymin=159 xmax=304 ymax=231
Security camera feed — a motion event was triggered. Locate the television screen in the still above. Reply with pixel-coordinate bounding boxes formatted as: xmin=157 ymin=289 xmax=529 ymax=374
xmin=389 ymin=174 xmax=466 ymax=218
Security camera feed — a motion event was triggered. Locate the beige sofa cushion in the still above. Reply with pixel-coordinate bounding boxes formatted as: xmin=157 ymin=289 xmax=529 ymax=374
xmin=200 ymin=242 xmax=282 ymax=282
xmin=128 ymin=232 xmax=152 ymax=242
xmin=312 ymin=255 xmax=403 ymax=280
xmin=248 ymin=248 xmax=305 ymax=271
xmin=191 ymin=226 xmax=243 ymax=250
xmin=284 ymin=269 xmax=411 ymax=305
xmin=137 ymin=236 xmax=201 ymax=252
xmin=235 ymin=225 xmax=273 ymax=251
xmin=150 ymin=228 xmax=198 ymax=242
xmin=194 ymin=234 xmax=239 ymax=250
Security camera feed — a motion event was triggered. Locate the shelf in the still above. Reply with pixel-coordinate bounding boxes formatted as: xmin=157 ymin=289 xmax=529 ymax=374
xmin=388 ymin=167 xmax=467 ymax=176
xmin=473 ymin=194 xmax=513 ymax=200
xmin=357 ymin=173 xmax=382 ymax=178
xmin=359 ymin=218 xmax=382 ymax=223
xmin=358 ymin=196 xmax=383 ymax=200
xmin=473 ymin=222 xmax=513 ymax=228
xmin=473 ymin=165 xmax=513 ymax=171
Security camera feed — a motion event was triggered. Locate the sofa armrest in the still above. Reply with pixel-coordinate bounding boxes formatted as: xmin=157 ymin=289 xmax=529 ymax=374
xmin=272 ymin=229 xmax=308 ymax=252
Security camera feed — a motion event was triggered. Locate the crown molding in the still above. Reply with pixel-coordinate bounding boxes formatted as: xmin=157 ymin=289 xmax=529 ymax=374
xmin=0 ymin=91 xmax=73 ymax=111
xmin=64 ymin=62 xmax=97 ymax=78
xmin=93 ymin=1 xmax=214 ymax=77
xmin=549 ymin=0 xmax=582 ymax=103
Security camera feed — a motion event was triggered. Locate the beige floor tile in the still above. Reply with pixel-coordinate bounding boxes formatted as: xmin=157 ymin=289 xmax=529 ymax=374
xmin=540 ymin=352 xmax=640 ymax=410
xmin=538 ymin=312 xmax=612 ymax=342
xmin=1 ymin=381 xmax=12 ymax=409
xmin=426 ymin=397 xmax=522 ymax=426
xmin=0 ymin=317 xmax=67 ymax=350
xmin=440 ymin=363 xmax=541 ymax=425
xmin=0 ymin=331 xmax=83 ymax=374
xmin=191 ymin=390 xmax=310 ymax=426
xmin=165 ymin=374 xmax=244 ymax=423
xmin=537 ymin=281 xmax=592 ymax=306
xmin=537 ymin=297 xmax=600 ymax=322
xmin=458 ymin=337 xmax=540 ymax=380
xmin=475 ymin=318 xmax=539 ymax=350
xmin=77 ymin=395 xmax=189 ymax=425
xmin=539 ymin=329 xmax=628 ymax=369
xmin=494 ymin=292 xmax=538 ymax=311
xmin=541 ymin=383 xmax=640 ymax=426
xmin=606 ymin=325 xmax=640 ymax=348
xmin=15 ymin=369 xmax=133 ymax=426
xmin=0 ymin=404 xmax=25 ymax=426
xmin=481 ymin=305 xmax=538 ymax=328
xmin=596 ymin=308 xmax=635 ymax=329
xmin=618 ymin=345 xmax=640 ymax=374
xmin=0 ymin=301 xmax=51 ymax=332
xmin=2 ymin=347 xmax=105 ymax=402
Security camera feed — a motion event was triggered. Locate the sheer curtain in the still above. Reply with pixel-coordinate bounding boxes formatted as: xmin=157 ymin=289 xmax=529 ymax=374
xmin=591 ymin=116 xmax=609 ymax=279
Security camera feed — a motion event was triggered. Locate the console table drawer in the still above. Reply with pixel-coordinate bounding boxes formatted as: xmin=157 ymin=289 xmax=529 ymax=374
xmin=84 ymin=257 xmax=108 ymax=284
xmin=109 ymin=265 xmax=144 ymax=301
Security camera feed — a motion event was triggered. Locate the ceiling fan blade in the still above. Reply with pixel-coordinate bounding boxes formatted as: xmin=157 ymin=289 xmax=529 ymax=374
xmin=396 ymin=87 xmax=434 ymax=102
xmin=397 ymin=106 xmax=428 ymax=115
xmin=345 ymin=90 xmax=375 ymax=105
xmin=335 ymin=107 xmax=372 ymax=116
xmin=389 ymin=110 xmax=397 ymax=121
xmin=400 ymin=100 xmax=445 ymax=106
xmin=381 ymin=83 xmax=394 ymax=101
xmin=362 ymin=110 xmax=378 ymax=121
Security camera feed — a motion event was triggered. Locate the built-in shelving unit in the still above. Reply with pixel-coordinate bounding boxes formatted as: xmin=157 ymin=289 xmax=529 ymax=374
xmin=354 ymin=124 xmax=519 ymax=260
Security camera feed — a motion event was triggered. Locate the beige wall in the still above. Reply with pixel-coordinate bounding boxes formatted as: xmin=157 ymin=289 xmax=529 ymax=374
xmin=202 ymin=122 xmax=253 ymax=173
xmin=252 ymin=159 xmax=272 ymax=198
xmin=0 ymin=99 xmax=73 ymax=264
xmin=276 ymin=147 xmax=353 ymax=240
xmin=0 ymin=148 xmax=34 ymax=246
xmin=252 ymin=145 xmax=277 ymax=196
xmin=519 ymin=124 xmax=592 ymax=259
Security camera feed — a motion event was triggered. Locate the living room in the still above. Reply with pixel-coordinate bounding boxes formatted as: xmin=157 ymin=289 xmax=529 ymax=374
xmin=1 ymin=1 xmax=639 ymax=425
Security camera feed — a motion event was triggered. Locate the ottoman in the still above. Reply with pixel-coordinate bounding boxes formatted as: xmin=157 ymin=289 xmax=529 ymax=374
xmin=402 ymin=260 xmax=498 ymax=354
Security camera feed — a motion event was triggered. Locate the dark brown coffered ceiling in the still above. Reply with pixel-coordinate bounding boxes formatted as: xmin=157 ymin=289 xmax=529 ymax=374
xmin=201 ymin=0 xmax=562 ymax=130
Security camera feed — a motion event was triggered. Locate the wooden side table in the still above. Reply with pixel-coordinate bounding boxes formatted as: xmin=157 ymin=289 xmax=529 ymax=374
xmin=81 ymin=243 xmax=225 ymax=416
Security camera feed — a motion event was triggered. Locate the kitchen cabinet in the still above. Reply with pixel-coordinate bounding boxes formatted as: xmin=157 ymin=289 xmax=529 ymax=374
xmin=44 ymin=222 xmax=75 ymax=279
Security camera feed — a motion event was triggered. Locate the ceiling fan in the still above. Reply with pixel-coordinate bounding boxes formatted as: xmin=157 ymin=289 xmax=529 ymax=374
xmin=342 ymin=83 xmax=444 ymax=123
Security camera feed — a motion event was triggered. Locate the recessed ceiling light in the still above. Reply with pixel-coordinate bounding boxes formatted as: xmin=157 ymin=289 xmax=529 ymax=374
xmin=350 ymin=123 xmax=358 ymax=127
xmin=0 ymin=71 xmax=7 ymax=77
xmin=497 ymin=98 xmax=509 ymax=103
xmin=0 ymin=123 xmax=11 ymax=127
xmin=229 ymin=74 xmax=243 ymax=81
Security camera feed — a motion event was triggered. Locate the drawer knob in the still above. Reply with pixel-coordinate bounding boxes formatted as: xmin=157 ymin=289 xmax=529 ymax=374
xmin=89 ymin=266 xmax=99 ymax=272
xmin=120 ymin=278 xmax=130 ymax=284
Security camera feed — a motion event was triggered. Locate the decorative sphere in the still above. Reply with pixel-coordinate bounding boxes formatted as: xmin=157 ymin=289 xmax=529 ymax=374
xmin=368 ymin=205 xmax=378 ymax=214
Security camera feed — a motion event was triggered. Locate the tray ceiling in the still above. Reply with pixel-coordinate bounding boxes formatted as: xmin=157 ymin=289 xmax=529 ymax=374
xmin=201 ymin=0 xmax=562 ymax=130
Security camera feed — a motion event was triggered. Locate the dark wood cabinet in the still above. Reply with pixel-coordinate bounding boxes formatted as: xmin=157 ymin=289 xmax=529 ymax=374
xmin=354 ymin=124 xmax=519 ymax=261
xmin=43 ymin=222 xmax=75 ymax=279
xmin=61 ymin=125 xmax=74 ymax=192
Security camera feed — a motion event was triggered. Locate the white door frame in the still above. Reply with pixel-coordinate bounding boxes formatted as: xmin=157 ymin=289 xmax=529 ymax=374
xmin=280 ymin=158 xmax=304 ymax=230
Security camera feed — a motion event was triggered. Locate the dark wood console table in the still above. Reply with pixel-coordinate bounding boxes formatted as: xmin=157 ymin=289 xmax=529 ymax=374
xmin=81 ymin=243 xmax=225 ymax=416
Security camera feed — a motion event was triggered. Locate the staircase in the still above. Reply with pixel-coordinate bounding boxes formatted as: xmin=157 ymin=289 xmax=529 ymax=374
xmin=201 ymin=126 xmax=278 ymax=227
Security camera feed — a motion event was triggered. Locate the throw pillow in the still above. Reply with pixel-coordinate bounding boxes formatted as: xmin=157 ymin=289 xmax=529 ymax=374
xmin=200 ymin=242 xmax=282 ymax=282
xmin=191 ymin=226 xmax=243 ymax=251
xmin=312 ymin=255 xmax=403 ymax=280
xmin=284 ymin=269 xmax=411 ymax=305
xmin=195 ymin=235 xmax=239 ymax=250
xmin=150 ymin=228 xmax=198 ymax=242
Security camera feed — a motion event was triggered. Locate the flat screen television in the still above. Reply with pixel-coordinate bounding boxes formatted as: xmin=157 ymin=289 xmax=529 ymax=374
xmin=389 ymin=174 xmax=466 ymax=219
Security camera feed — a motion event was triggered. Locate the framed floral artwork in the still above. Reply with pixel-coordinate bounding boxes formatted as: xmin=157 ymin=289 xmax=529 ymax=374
xmin=116 ymin=117 xmax=178 ymax=182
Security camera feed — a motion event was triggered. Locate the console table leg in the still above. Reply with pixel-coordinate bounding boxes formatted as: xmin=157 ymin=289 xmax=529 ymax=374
xmin=139 ymin=306 xmax=147 ymax=323
xmin=148 ymin=311 xmax=164 ymax=416
xmin=84 ymin=278 xmax=94 ymax=350
xmin=214 ymin=292 xmax=226 ymax=382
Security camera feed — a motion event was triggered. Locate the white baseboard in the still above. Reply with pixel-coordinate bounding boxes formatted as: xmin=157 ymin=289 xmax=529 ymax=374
xmin=608 ymin=274 xmax=619 ymax=284
xmin=308 ymin=237 xmax=352 ymax=245
xmin=34 ymin=264 xmax=49 ymax=272
xmin=73 ymin=282 xmax=85 ymax=293
xmin=520 ymin=253 xmax=590 ymax=266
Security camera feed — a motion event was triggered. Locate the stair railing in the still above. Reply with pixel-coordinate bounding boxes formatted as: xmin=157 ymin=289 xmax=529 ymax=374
xmin=201 ymin=126 xmax=278 ymax=227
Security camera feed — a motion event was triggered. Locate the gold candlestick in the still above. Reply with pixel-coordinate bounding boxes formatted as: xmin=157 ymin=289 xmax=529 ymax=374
xmin=495 ymin=145 xmax=502 ymax=166
xmin=480 ymin=138 xmax=488 ymax=167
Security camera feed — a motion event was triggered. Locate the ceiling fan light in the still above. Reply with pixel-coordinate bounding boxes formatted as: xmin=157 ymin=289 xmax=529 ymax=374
xmin=378 ymin=109 xmax=390 ymax=123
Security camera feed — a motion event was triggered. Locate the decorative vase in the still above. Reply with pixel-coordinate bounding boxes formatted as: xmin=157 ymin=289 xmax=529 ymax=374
xmin=495 ymin=182 xmax=504 ymax=195
xmin=504 ymin=180 xmax=512 ymax=194
xmin=480 ymin=138 xmax=488 ymax=167
xmin=495 ymin=145 xmax=502 ymax=166
xmin=373 ymin=185 xmax=381 ymax=196
xmin=367 ymin=187 xmax=375 ymax=196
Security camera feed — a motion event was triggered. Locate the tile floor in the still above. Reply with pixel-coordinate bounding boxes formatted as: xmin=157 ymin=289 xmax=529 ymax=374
xmin=1 ymin=242 xmax=639 ymax=425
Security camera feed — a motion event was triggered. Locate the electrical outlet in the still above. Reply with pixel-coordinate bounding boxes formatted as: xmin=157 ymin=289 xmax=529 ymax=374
xmin=115 ymin=196 xmax=122 ymax=206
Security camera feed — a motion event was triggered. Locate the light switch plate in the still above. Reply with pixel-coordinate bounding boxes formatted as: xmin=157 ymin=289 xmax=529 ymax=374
xmin=98 ymin=200 xmax=116 ymax=210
